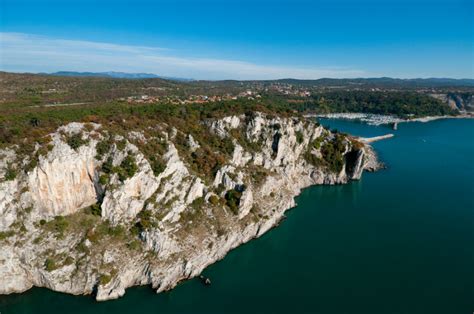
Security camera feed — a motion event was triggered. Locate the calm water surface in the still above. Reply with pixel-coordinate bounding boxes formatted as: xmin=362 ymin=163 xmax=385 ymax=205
xmin=1 ymin=119 xmax=473 ymax=314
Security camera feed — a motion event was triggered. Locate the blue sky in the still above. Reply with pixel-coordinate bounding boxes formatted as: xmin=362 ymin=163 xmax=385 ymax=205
xmin=0 ymin=0 xmax=473 ymax=79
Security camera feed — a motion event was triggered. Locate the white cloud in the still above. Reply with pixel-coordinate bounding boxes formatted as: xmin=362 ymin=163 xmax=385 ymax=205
xmin=0 ymin=32 xmax=367 ymax=80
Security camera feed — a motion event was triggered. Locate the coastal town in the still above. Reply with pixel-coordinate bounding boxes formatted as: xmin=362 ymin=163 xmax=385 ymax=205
xmin=119 ymin=83 xmax=313 ymax=105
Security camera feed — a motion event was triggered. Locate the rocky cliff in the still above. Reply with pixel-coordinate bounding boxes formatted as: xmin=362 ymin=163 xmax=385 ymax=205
xmin=430 ymin=93 xmax=474 ymax=112
xmin=0 ymin=112 xmax=380 ymax=300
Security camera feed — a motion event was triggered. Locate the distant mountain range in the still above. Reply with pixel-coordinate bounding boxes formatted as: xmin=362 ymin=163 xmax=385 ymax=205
xmin=45 ymin=71 xmax=193 ymax=81
xmin=271 ymin=77 xmax=474 ymax=88
xmin=38 ymin=71 xmax=473 ymax=87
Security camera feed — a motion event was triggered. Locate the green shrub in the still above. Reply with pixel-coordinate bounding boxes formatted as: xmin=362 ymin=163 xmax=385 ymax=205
xmin=95 ymin=138 xmax=113 ymax=160
xmin=295 ymin=131 xmax=304 ymax=144
xmin=107 ymin=225 xmax=125 ymax=237
xmin=304 ymin=150 xmax=322 ymax=167
xmin=4 ymin=164 xmax=17 ymax=181
xmin=0 ymin=230 xmax=14 ymax=241
xmin=308 ymin=136 xmax=323 ymax=150
xmin=88 ymin=203 xmax=102 ymax=216
xmin=134 ymin=210 xmax=155 ymax=233
xmin=63 ymin=256 xmax=74 ymax=266
xmin=45 ymin=216 xmax=69 ymax=238
xmin=99 ymin=174 xmax=109 ymax=185
xmin=225 ymin=189 xmax=242 ymax=215
xmin=24 ymin=156 xmax=38 ymax=173
xmin=99 ymin=274 xmax=112 ymax=285
xmin=115 ymin=153 xmax=137 ymax=181
xmin=304 ymin=134 xmax=346 ymax=173
xmin=29 ymin=117 xmax=40 ymax=127
xmin=149 ymin=156 xmax=166 ymax=177
xmin=208 ymin=195 xmax=220 ymax=205
xmin=116 ymin=139 xmax=127 ymax=151
xmin=130 ymin=225 xmax=140 ymax=237
xmin=191 ymin=197 xmax=204 ymax=209
xmin=66 ymin=133 xmax=88 ymax=150
xmin=127 ymin=240 xmax=141 ymax=250
xmin=88 ymin=221 xmax=125 ymax=240
xmin=44 ymin=258 xmax=58 ymax=271
xmin=102 ymin=156 xmax=114 ymax=174
xmin=320 ymin=134 xmax=346 ymax=173
xmin=53 ymin=216 xmax=68 ymax=233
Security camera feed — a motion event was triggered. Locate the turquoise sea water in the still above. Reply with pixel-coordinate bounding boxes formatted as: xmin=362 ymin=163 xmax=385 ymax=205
xmin=1 ymin=119 xmax=473 ymax=314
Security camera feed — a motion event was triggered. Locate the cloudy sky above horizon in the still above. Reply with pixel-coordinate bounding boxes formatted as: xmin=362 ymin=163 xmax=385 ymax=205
xmin=1 ymin=0 xmax=473 ymax=80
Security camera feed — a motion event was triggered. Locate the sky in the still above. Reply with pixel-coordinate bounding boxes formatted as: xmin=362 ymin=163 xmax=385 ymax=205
xmin=0 ymin=0 xmax=473 ymax=80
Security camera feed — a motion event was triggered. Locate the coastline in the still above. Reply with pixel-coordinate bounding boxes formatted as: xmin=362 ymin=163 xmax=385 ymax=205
xmin=305 ymin=112 xmax=474 ymax=126
xmin=0 ymin=114 xmax=382 ymax=301
xmin=2 ymin=111 xmax=473 ymax=314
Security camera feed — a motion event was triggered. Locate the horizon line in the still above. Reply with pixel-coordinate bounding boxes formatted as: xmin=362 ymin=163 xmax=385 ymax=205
xmin=2 ymin=70 xmax=473 ymax=82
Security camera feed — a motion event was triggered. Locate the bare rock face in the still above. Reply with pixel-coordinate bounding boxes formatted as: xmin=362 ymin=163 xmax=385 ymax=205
xmin=187 ymin=134 xmax=200 ymax=152
xmin=186 ymin=178 xmax=205 ymax=204
xmin=209 ymin=115 xmax=241 ymax=137
xmin=231 ymin=144 xmax=252 ymax=167
xmin=0 ymin=180 xmax=18 ymax=231
xmin=28 ymin=140 xmax=98 ymax=217
xmin=213 ymin=165 xmax=239 ymax=191
xmin=0 ymin=113 xmax=381 ymax=301
xmin=430 ymin=93 xmax=473 ymax=112
xmin=238 ymin=189 xmax=254 ymax=219
xmin=101 ymin=152 xmax=159 ymax=225
xmin=0 ymin=248 xmax=32 ymax=294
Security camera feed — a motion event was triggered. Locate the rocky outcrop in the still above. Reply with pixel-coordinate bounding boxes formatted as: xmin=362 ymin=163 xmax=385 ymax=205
xmin=28 ymin=139 xmax=98 ymax=217
xmin=101 ymin=150 xmax=159 ymax=225
xmin=430 ymin=93 xmax=474 ymax=112
xmin=0 ymin=113 xmax=381 ymax=300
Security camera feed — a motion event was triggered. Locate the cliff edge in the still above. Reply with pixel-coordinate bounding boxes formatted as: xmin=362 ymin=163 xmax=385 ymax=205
xmin=0 ymin=112 xmax=381 ymax=300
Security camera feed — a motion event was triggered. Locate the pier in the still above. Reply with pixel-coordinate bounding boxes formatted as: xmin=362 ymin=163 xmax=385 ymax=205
xmin=358 ymin=134 xmax=394 ymax=143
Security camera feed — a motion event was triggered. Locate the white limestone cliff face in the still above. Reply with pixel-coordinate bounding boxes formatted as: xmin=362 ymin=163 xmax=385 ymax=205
xmin=28 ymin=139 xmax=98 ymax=217
xmin=209 ymin=115 xmax=241 ymax=137
xmin=429 ymin=93 xmax=474 ymax=112
xmin=101 ymin=149 xmax=159 ymax=225
xmin=0 ymin=113 xmax=381 ymax=300
xmin=238 ymin=189 xmax=254 ymax=219
xmin=0 ymin=180 xmax=19 ymax=232
xmin=231 ymin=144 xmax=252 ymax=167
xmin=0 ymin=123 xmax=103 ymax=231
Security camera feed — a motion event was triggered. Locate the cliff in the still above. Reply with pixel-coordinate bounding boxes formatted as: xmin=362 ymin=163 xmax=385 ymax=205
xmin=0 ymin=112 xmax=380 ymax=300
xmin=430 ymin=93 xmax=474 ymax=113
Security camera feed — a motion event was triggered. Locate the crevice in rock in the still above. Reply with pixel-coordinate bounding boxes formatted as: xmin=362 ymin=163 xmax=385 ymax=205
xmin=344 ymin=149 xmax=362 ymax=178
